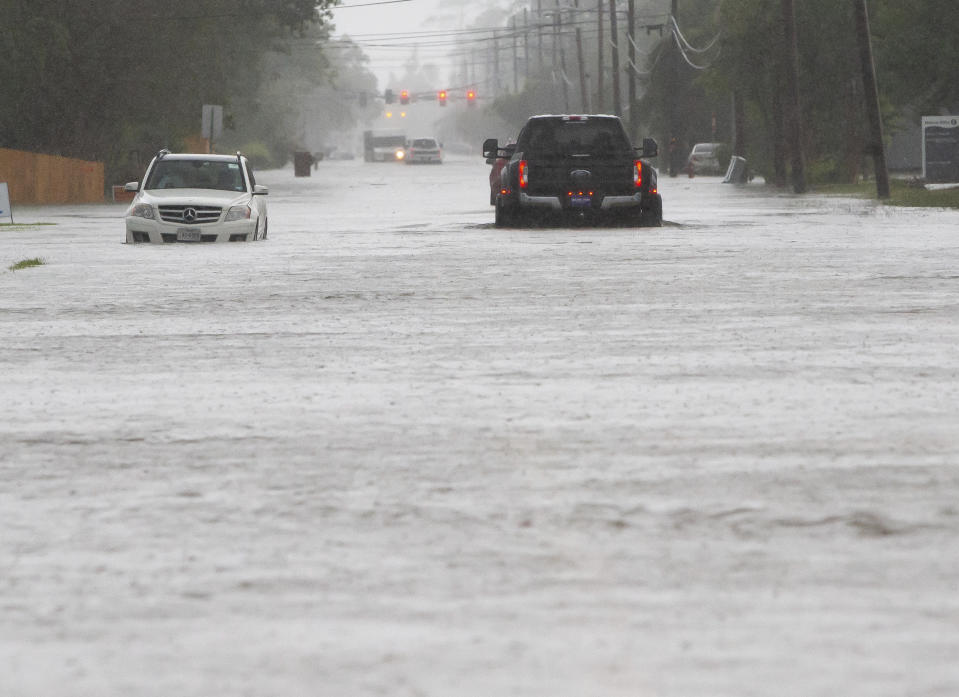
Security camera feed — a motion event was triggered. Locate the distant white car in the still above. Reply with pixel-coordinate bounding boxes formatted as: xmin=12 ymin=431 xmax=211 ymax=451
xmin=124 ymin=151 xmax=268 ymax=243
xmin=686 ymin=142 xmax=725 ymax=175
xmin=405 ymin=137 xmax=443 ymax=164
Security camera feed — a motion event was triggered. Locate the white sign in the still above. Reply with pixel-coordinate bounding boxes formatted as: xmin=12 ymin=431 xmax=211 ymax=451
xmin=201 ymin=104 xmax=223 ymax=141
xmin=0 ymin=182 xmax=11 ymax=223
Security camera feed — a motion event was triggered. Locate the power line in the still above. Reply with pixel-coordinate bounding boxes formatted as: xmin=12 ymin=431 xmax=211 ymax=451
xmin=334 ymin=0 xmax=415 ymax=8
xmin=669 ymin=15 xmax=720 ymax=54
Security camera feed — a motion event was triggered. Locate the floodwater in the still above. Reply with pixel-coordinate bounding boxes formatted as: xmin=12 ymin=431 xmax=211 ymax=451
xmin=2 ymin=157 xmax=958 ymax=696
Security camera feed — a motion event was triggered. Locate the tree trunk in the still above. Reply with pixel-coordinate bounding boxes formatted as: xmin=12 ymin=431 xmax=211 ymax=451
xmin=781 ymin=0 xmax=807 ymax=193
xmin=853 ymin=0 xmax=890 ymax=198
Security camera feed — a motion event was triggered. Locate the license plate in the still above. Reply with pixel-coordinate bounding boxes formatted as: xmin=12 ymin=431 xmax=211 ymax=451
xmin=177 ymin=228 xmax=201 ymax=242
xmin=570 ymin=195 xmax=592 ymax=208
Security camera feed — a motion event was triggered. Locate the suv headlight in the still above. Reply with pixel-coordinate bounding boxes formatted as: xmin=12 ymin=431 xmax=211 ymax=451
xmin=130 ymin=203 xmax=155 ymax=219
xmin=224 ymin=204 xmax=252 ymax=221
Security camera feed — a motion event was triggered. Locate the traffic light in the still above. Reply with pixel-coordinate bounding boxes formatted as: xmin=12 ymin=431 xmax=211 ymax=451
xmin=400 ymin=90 xmax=409 ymax=105
xmin=466 ymin=89 xmax=476 ymax=106
xmin=384 ymin=88 xmax=394 ymax=104
xmin=438 ymin=89 xmax=447 ymax=106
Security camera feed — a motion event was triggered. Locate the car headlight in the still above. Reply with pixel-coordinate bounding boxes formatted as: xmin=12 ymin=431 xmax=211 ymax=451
xmin=130 ymin=203 xmax=155 ymax=219
xmin=224 ymin=204 xmax=252 ymax=221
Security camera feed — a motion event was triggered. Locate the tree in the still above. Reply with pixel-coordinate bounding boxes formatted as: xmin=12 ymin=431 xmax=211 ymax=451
xmin=0 ymin=0 xmax=335 ymax=178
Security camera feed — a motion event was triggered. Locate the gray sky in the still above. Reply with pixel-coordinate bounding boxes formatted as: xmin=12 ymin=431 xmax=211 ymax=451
xmin=330 ymin=0 xmax=453 ymax=86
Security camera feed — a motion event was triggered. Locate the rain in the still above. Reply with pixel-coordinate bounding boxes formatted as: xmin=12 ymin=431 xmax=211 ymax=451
xmin=2 ymin=1 xmax=959 ymax=695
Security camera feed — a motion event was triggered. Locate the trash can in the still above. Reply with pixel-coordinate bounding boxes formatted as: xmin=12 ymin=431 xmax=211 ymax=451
xmin=294 ymin=151 xmax=313 ymax=177
xmin=723 ymin=156 xmax=748 ymax=184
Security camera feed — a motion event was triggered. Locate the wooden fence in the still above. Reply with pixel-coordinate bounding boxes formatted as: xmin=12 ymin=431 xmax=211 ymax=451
xmin=0 ymin=148 xmax=105 ymax=204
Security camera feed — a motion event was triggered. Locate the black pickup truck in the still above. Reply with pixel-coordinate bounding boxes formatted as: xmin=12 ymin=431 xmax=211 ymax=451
xmin=483 ymin=114 xmax=662 ymax=227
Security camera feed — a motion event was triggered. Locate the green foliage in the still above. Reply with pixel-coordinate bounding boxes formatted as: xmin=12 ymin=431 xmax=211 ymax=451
xmin=818 ymin=180 xmax=959 ymax=209
xmin=8 ymin=258 xmax=45 ymax=271
xmin=0 ymin=0 xmax=337 ymax=181
xmin=491 ymin=80 xmax=565 ymax=134
xmin=639 ymin=0 xmax=957 ymax=187
xmin=873 ymin=0 xmax=959 ymax=114
xmin=237 ymin=142 xmax=276 ymax=170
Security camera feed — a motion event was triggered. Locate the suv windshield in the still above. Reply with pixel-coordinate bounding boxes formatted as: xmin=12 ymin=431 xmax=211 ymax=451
xmin=146 ymin=159 xmax=245 ymax=191
xmin=412 ymin=138 xmax=437 ymax=148
xmin=518 ymin=118 xmax=632 ymax=158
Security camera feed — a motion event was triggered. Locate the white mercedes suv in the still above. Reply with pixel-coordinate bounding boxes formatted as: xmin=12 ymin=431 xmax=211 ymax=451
xmin=124 ymin=151 xmax=268 ymax=243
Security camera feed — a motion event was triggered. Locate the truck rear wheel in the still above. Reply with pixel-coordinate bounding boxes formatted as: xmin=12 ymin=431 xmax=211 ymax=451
xmin=495 ymin=197 xmax=517 ymax=228
xmin=639 ymin=197 xmax=663 ymax=227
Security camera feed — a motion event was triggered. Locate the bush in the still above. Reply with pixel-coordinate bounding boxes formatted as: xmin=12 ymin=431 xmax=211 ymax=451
xmin=238 ymin=141 xmax=280 ymax=170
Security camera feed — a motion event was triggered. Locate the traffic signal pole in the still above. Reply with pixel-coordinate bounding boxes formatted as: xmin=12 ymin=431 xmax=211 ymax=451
xmin=853 ymin=0 xmax=890 ymax=198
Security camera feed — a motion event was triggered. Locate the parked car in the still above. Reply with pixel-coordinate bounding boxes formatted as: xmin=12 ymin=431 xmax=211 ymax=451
xmin=406 ymin=137 xmax=443 ymax=164
xmin=483 ymin=114 xmax=662 ymax=227
xmin=124 ymin=151 xmax=268 ymax=243
xmin=686 ymin=142 xmax=726 ymax=175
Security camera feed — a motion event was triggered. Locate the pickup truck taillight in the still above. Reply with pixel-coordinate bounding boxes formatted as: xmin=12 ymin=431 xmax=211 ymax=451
xmin=518 ymin=160 xmax=529 ymax=189
xmin=633 ymin=160 xmax=643 ymax=188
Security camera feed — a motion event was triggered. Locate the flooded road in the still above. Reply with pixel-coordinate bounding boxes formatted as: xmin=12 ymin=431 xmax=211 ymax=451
xmin=2 ymin=158 xmax=958 ymax=696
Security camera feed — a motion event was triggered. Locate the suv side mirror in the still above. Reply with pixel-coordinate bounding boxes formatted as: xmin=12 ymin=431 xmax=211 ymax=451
xmin=640 ymin=137 xmax=658 ymax=158
xmin=482 ymin=138 xmax=498 ymax=159
xmin=124 ymin=181 xmax=139 ymax=192
xmin=253 ymin=185 xmax=269 ymax=195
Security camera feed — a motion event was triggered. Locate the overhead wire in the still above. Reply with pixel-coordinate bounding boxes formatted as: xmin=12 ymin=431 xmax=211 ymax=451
xmin=669 ymin=15 xmax=720 ymax=54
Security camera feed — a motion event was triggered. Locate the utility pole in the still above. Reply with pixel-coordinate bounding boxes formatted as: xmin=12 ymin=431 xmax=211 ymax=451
xmin=524 ymin=8 xmax=530 ymax=84
xmin=557 ymin=2 xmax=570 ymax=111
xmin=781 ymin=0 xmax=807 ymax=193
xmin=537 ymin=0 xmax=544 ymax=75
xmin=493 ymin=30 xmax=500 ymax=97
xmin=574 ymin=0 xmax=590 ymax=112
xmin=627 ymin=0 xmax=637 ymax=138
xmin=667 ymin=0 xmax=679 ymax=175
xmin=512 ymin=16 xmax=519 ymax=93
xmin=597 ymin=0 xmax=605 ymax=112
xmin=609 ymin=0 xmax=621 ymax=115
xmin=853 ymin=0 xmax=890 ymax=198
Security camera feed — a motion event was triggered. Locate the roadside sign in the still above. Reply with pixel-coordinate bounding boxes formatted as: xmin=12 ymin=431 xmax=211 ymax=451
xmin=201 ymin=104 xmax=223 ymax=152
xmin=0 ymin=182 xmax=12 ymax=223
xmin=921 ymin=116 xmax=959 ymax=182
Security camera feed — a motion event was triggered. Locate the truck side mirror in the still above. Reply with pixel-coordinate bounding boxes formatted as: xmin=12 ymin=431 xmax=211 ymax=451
xmin=482 ymin=138 xmax=498 ymax=159
xmin=641 ymin=137 xmax=658 ymax=158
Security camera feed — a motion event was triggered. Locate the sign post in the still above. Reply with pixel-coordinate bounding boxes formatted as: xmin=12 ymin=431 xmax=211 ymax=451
xmin=0 ymin=183 xmax=12 ymax=224
xmin=201 ymin=104 xmax=224 ymax=154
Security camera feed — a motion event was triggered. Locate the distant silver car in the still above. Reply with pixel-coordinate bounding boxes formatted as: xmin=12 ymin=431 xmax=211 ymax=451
xmin=124 ymin=151 xmax=268 ymax=243
xmin=405 ymin=137 xmax=443 ymax=164
xmin=686 ymin=142 xmax=725 ymax=175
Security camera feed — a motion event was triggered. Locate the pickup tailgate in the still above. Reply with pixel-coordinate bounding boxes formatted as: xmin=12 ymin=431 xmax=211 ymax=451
xmin=525 ymin=155 xmax=636 ymax=198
